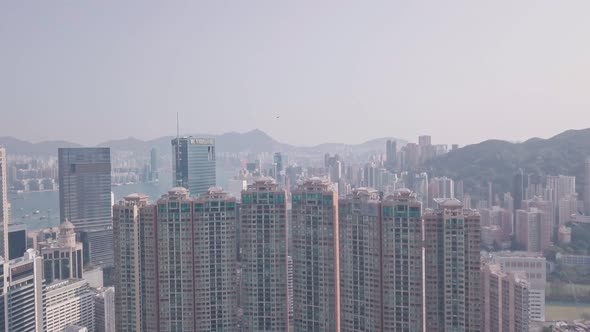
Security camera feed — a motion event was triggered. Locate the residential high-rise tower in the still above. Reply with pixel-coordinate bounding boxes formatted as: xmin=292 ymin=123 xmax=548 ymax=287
xmin=114 ymin=188 xmax=239 ymax=332
xmin=424 ymin=198 xmax=481 ymax=331
xmin=339 ymin=188 xmax=383 ymax=331
xmin=193 ymin=188 xmax=238 ymax=331
xmin=481 ymin=263 xmax=530 ymax=332
xmin=381 ymin=189 xmax=424 ymax=331
xmin=240 ymin=178 xmax=289 ymax=331
xmin=113 ymin=193 xmax=153 ymax=332
xmin=291 ymin=178 xmax=340 ymax=331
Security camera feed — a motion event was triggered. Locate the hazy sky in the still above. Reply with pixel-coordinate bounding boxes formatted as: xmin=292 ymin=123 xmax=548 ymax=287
xmin=2 ymin=1 xmax=590 ymax=146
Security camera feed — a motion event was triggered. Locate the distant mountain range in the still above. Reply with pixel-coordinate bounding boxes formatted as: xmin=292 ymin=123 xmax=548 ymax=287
xmin=426 ymin=128 xmax=590 ymax=197
xmin=5 ymin=127 xmax=590 ymax=199
xmin=0 ymin=129 xmax=407 ymax=157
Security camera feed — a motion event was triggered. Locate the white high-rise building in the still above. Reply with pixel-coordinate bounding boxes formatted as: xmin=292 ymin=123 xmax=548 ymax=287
xmin=488 ymin=251 xmax=546 ymax=322
xmin=481 ymin=263 xmax=530 ymax=332
xmin=5 ymin=250 xmax=45 ymax=332
xmin=45 ymin=279 xmax=95 ymax=332
xmin=546 ymin=175 xmax=576 ymax=204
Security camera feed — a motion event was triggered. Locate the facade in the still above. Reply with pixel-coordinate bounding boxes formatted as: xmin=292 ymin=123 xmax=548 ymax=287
xmin=149 ymin=148 xmax=158 ymax=181
xmin=291 ymin=178 xmax=340 ymax=332
xmin=113 ymin=193 xmax=153 ymax=332
xmin=381 ymin=189 xmax=424 ymax=331
xmin=172 ymin=137 xmax=216 ymax=197
xmin=385 ymin=139 xmax=397 ymax=171
xmin=94 ymin=287 xmax=115 ymax=332
xmin=515 ymin=207 xmax=552 ymax=252
xmin=556 ymin=253 xmax=590 ymax=266
xmin=45 ymin=279 xmax=95 ymax=332
xmin=513 ymin=169 xmax=525 ymax=211
xmin=428 ymin=177 xmax=454 ymax=208
xmin=155 ymin=187 xmax=197 ymax=331
xmin=424 ymin=199 xmax=481 ymax=332
xmin=79 ymin=228 xmax=114 ymax=267
xmin=193 ymin=188 xmax=238 ymax=331
xmin=58 ymin=148 xmax=112 ymax=230
xmin=40 ymin=220 xmax=84 ymax=284
xmin=5 ymin=250 xmax=45 ymax=332
xmin=287 ymin=256 xmax=294 ymax=325
xmin=339 ymin=188 xmax=382 ymax=332
xmin=241 ymin=178 xmax=289 ymax=331
xmin=558 ymin=194 xmax=578 ymax=225
xmin=0 ymin=147 xmax=8 ymax=258
xmin=546 ymin=175 xmax=576 ymax=206
xmin=481 ymin=263 xmax=530 ymax=332
xmin=8 ymin=223 xmax=27 ymax=260
xmin=489 ymin=251 xmax=546 ymax=321
xmin=115 ymin=188 xmax=239 ymax=332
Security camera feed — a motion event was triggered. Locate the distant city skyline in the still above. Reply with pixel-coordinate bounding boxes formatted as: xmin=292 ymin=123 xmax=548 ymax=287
xmin=0 ymin=126 xmax=583 ymax=148
xmin=3 ymin=1 xmax=590 ymax=146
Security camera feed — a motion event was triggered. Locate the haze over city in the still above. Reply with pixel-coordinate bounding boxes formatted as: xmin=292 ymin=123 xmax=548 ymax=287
xmin=3 ymin=1 xmax=590 ymax=146
xmin=5 ymin=2 xmax=590 ymax=331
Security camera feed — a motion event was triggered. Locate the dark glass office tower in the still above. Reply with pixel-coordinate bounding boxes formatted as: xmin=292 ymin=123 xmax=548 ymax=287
xmin=172 ymin=137 xmax=216 ymax=197
xmin=513 ymin=168 xmax=524 ymax=212
xmin=58 ymin=148 xmax=112 ymax=230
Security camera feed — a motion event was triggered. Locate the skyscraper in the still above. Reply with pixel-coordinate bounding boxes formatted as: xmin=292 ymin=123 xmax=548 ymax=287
xmin=291 ymin=178 xmax=340 ymax=331
xmin=515 ymin=208 xmax=550 ymax=252
xmin=113 ymin=193 xmax=152 ymax=332
xmin=418 ymin=135 xmax=432 ymax=146
xmin=193 ymin=188 xmax=238 ymax=331
xmin=339 ymin=188 xmax=382 ymax=331
xmin=5 ymin=250 xmax=45 ymax=332
xmin=481 ymin=263 xmax=530 ymax=332
xmin=114 ymin=188 xmax=238 ymax=332
xmin=0 ymin=147 xmax=8 ymax=258
xmin=273 ymin=152 xmax=284 ymax=185
xmin=7 ymin=223 xmax=27 ymax=260
xmin=489 ymin=252 xmax=546 ymax=321
xmin=172 ymin=137 xmax=216 ymax=197
xmin=513 ymin=169 xmax=525 ymax=212
xmin=424 ymin=198 xmax=481 ymax=332
xmin=546 ymin=175 xmax=576 ymax=204
xmin=149 ymin=147 xmax=158 ymax=181
xmin=385 ymin=140 xmax=397 ymax=171
xmin=58 ymin=148 xmax=112 ymax=230
xmin=381 ymin=189 xmax=424 ymax=331
xmin=241 ymin=178 xmax=289 ymax=331
xmin=155 ymin=187 xmax=198 ymax=331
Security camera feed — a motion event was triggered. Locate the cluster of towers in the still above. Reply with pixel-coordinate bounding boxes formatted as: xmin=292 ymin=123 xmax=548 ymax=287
xmin=113 ymin=177 xmax=484 ymax=331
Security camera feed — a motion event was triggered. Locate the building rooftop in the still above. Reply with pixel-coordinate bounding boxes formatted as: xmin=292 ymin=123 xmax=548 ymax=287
xmin=46 ymin=278 xmax=86 ymax=291
xmin=434 ymin=198 xmax=463 ymax=208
